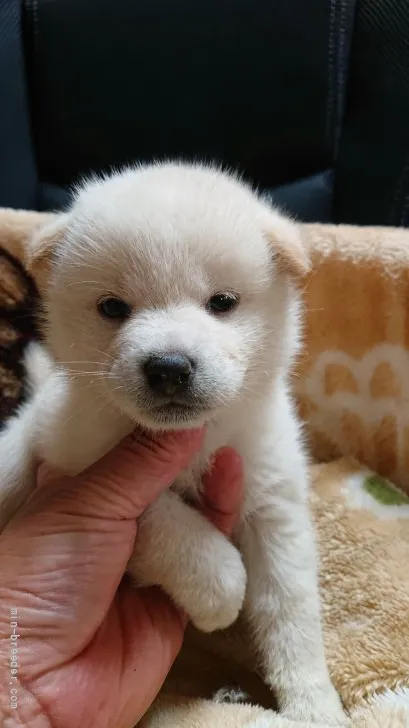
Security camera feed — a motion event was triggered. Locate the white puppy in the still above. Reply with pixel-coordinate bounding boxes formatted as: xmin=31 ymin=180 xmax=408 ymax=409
xmin=0 ymin=163 xmax=347 ymax=724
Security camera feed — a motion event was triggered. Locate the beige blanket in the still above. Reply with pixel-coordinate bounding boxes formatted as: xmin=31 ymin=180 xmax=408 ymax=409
xmin=1 ymin=211 xmax=409 ymax=727
xmin=142 ymin=457 xmax=409 ymax=728
xmin=297 ymin=223 xmax=409 ymax=489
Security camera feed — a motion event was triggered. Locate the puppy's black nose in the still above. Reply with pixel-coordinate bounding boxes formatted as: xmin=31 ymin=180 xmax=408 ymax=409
xmin=144 ymin=354 xmax=193 ymax=396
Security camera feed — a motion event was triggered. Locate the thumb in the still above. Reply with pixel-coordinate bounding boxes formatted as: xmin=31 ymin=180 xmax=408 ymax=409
xmin=34 ymin=428 xmax=205 ymax=521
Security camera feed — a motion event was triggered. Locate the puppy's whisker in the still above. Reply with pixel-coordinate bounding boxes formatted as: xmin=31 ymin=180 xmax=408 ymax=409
xmin=110 ymin=384 xmax=126 ymax=395
xmin=289 ymin=371 xmax=306 ymax=381
xmin=87 ymin=346 xmax=116 ymax=362
xmin=92 ymin=396 xmax=116 ymax=420
xmin=63 ymin=371 xmax=112 ymax=378
xmin=57 ymin=361 xmax=109 ymax=366
xmin=65 ymin=280 xmax=109 ymax=289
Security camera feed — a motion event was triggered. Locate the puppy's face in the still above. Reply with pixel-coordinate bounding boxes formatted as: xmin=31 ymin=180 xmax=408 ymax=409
xmin=29 ymin=164 xmax=308 ymax=430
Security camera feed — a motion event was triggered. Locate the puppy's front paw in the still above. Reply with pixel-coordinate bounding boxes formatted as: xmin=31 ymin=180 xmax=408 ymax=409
xmin=188 ymin=542 xmax=247 ymax=633
xmin=281 ymin=681 xmax=349 ymax=726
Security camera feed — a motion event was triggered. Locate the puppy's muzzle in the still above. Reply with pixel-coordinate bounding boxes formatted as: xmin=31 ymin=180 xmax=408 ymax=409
xmin=144 ymin=353 xmax=194 ymax=397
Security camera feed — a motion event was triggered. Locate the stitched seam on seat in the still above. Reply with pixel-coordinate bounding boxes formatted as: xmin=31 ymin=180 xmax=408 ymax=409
xmin=326 ymin=0 xmax=337 ymax=151
xmin=390 ymin=156 xmax=409 ymax=226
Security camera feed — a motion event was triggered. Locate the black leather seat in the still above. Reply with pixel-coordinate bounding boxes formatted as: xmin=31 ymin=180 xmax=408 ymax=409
xmin=1 ymin=0 xmax=409 ymax=227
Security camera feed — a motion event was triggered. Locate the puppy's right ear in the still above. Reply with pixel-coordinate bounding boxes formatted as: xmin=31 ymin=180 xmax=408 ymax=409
xmin=26 ymin=213 xmax=69 ymax=289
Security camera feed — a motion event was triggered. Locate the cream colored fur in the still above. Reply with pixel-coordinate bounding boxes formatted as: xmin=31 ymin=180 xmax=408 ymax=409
xmin=0 ymin=163 xmax=346 ymax=724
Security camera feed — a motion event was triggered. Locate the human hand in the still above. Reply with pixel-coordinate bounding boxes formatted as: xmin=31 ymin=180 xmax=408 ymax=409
xmin=0 ymin=429 xmax=243 ymax=728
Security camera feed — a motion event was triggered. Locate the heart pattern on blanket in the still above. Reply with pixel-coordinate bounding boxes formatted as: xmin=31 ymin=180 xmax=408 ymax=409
xmin=296 ymin=343 xmax=409 ymax=491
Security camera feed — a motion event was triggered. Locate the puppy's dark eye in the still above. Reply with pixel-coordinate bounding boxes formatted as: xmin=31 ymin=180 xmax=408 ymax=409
xmin=97 ymin=297 xmax=131 ymax=320
xmin=206 ymin=292 xmax=239 ymax=315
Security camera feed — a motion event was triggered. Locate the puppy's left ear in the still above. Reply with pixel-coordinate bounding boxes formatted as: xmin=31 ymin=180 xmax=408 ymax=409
xmin=264 ymin=213 xmax=310 ymax=279
xmin=26 ymin=213 xmax=70 ymax=289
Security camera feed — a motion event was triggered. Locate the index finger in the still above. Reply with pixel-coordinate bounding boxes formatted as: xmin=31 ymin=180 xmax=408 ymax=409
xmin=199 ymin=447 xmax=243 ymax=536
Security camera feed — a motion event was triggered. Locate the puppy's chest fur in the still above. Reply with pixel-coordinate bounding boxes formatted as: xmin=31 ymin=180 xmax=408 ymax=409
xmin=171 ymin=427 xmax=224 ymax=500
xmin=170 ymin=413 xmax=261 ymax=519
